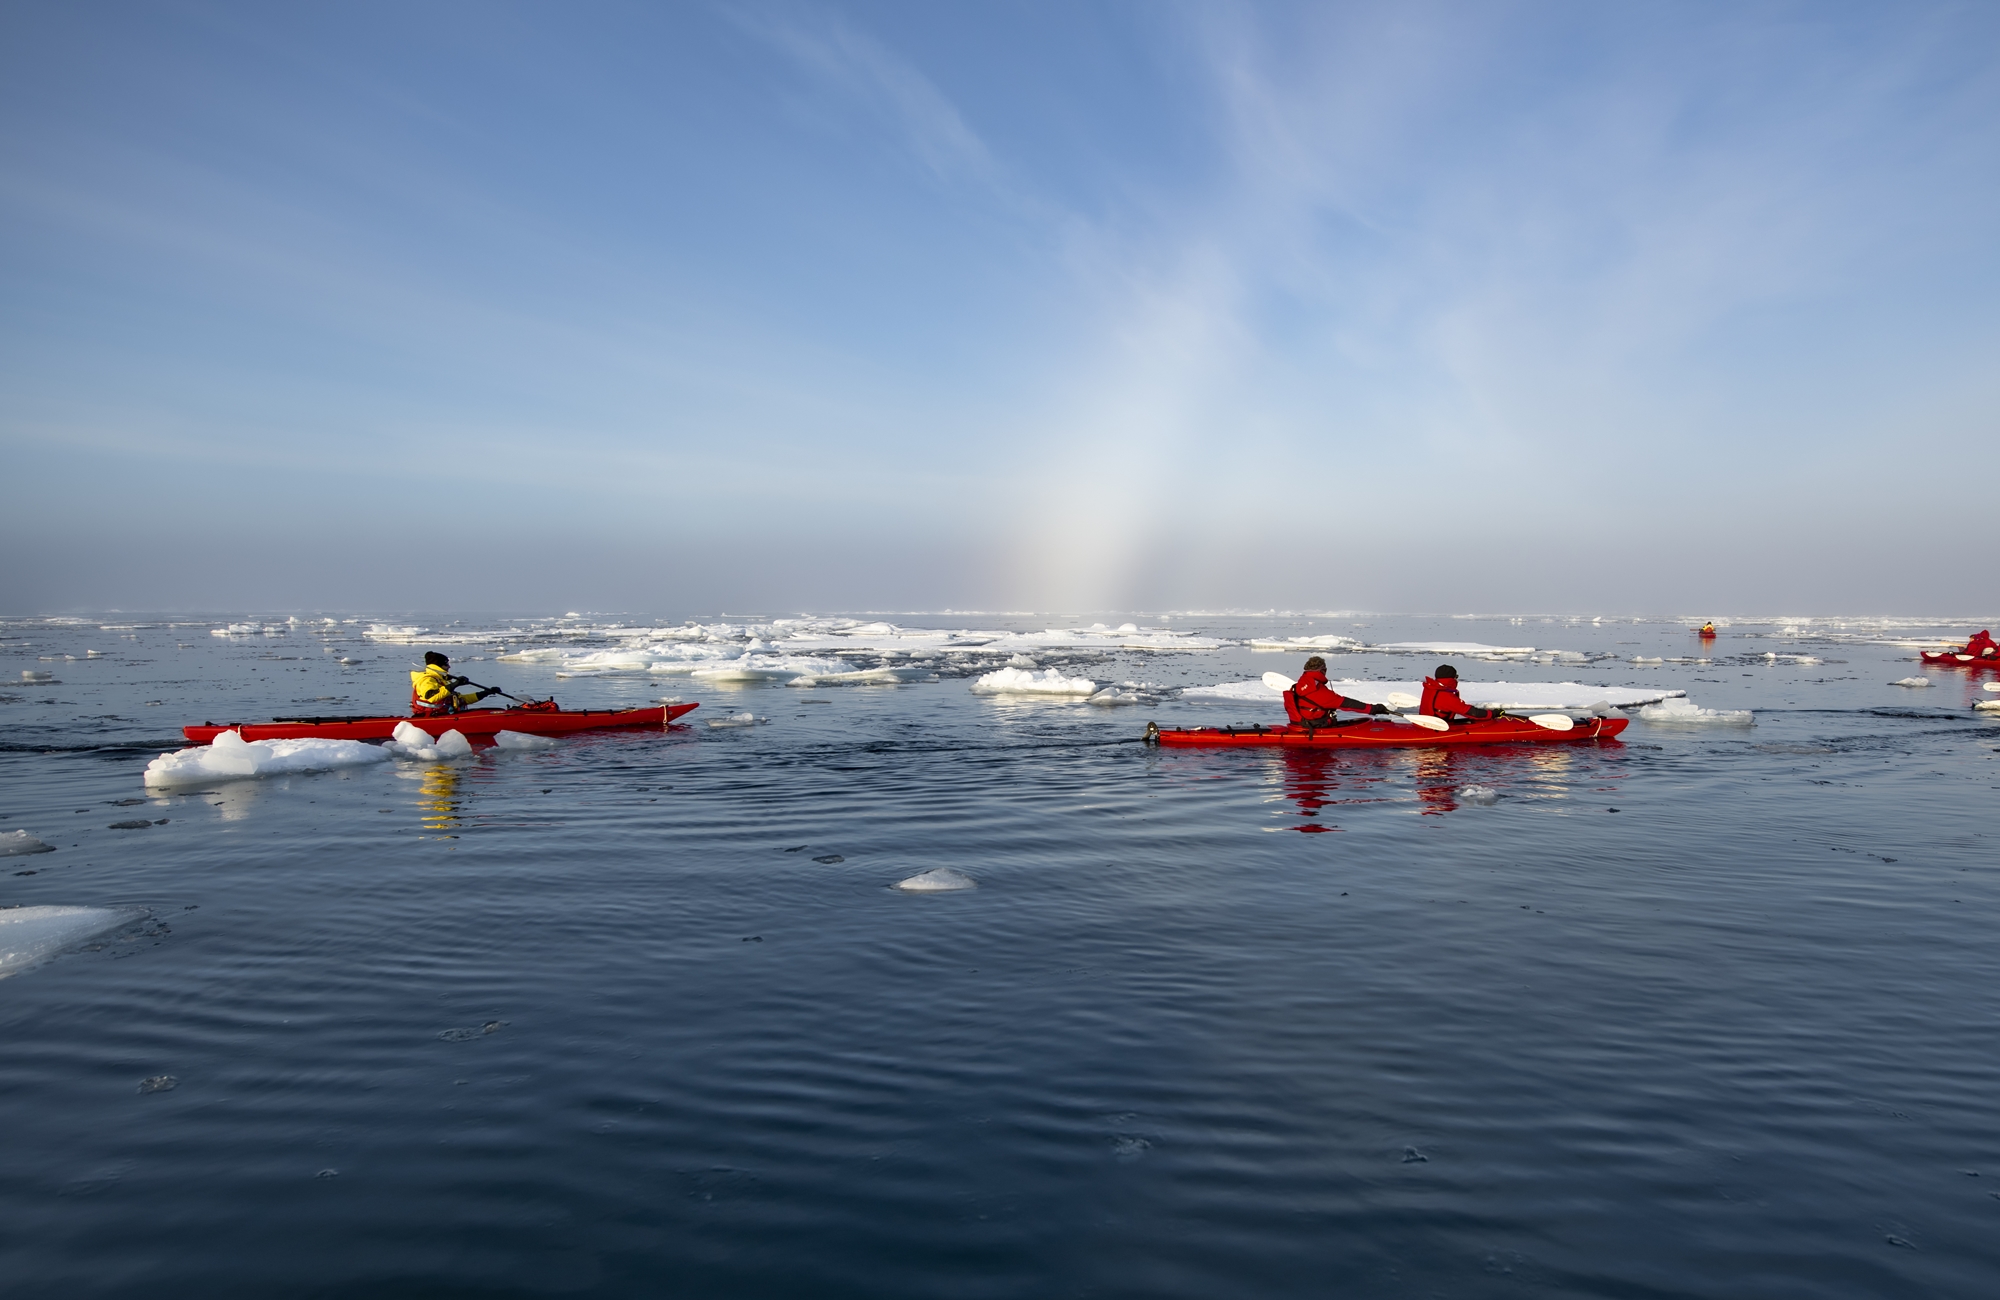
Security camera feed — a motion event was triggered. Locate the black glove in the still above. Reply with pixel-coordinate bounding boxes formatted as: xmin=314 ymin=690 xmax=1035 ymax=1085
xmin=449 ymin=674 xmax=471 ymax=687
xmin=476 ymin=688 xmax=499 ymax=701
xmin=1370 ymin=703 xmax=1391 ymax=715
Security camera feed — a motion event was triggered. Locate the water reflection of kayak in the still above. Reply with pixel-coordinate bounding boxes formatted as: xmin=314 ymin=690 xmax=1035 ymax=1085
xmin=1144 ymin=715 xmax=1627 ymax=749
xmin=182 ymin=702 xmax=698 ymax=744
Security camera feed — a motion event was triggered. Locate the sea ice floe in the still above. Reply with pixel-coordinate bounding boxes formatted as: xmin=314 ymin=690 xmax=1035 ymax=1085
xmin=690 ymin=655 xmax=850 ymax=682
xmin=1638 ymin=697 xmax=1754 ymax=726
xmin=386 ymin=722 xmax=473 ymax=760
xmin=1377 ymin=641 xmax=1537 ymax=656
xmin=491 ymin=730 xmax=558 ymax=750
xmin=2 ymin=830 xmax=56 ymax=856
xmin=707 ymin=713 xmax=766 ymax=728
xmin=786 ymin=666 xmax=927 ymax=687
xmin=1249 ymin=635 xmax=1362 ymax=652
xmin=1 ymin=905 xmax=141 ymax=978
xmin=894 ymin=867 xmax=976 ymax=892
xmin=971 ymin=667 xmax=1098 ymax=696
xmin=145 ymin=731 xmax=393 ymax=786
xmin=1891 ymin=677 xmax=1932 ymax=688
xmin=1087 ymin=683 xmax=1164 ymax=706
xmin=1458 ymin=785 xmax=1500 ymax=806
xmin=1182 ymin=679 xmax=1680 ymax=710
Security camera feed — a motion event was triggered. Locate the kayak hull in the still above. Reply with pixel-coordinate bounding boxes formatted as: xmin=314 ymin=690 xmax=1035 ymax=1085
xmin=1148 ymin=715 xmax=1629 ymax=749
xmin=1920 ymin=651 xmax=2000 ymax=670
xmin=182 ymin=703 xmax=699 ymax=745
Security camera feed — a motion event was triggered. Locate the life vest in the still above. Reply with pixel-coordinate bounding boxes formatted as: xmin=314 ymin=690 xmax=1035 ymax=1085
xmin=1419 ymin=675 xmax=1469 ymax=718
xmin=410 ymin=664 xmax=473 ymax=714
xmin=1286 ymin=670 xmax=1362 ymax=725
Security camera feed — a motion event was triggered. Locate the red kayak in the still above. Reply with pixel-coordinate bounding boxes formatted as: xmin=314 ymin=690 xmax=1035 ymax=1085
xmin=1920 ymin=650 xmax=2000 ymax=670
xmin=1144 ymin=715 xmax=1627 ymax=749
xmin=183 ymin=702 xmax=699 ymax=745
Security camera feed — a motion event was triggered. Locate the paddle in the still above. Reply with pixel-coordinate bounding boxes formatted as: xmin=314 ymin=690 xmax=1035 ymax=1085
xmin=1264 ymin=674 xmax=1449 ymax=731
xmin=1384 ymin=688 xmax=1575 ymax=732
xmin=457 ymin=679 xmax=542 ymax=706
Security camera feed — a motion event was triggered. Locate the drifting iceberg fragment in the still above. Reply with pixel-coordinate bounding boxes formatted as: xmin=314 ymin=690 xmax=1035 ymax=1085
xmin=970 ymin=667 xmax=1097 ymax=696
xmin=894 ymin=867 xmax=977 ymax=892
xmin=1 ymin=905 xmax=140 ymax=978
xmin=385 ymin=723 xmax=473 ymax=761
xmin=1637 ymin=697 xmax=1754 ymax=726
xmin=1891 ymin=677 xmax=1932 ymax=688
xmin=145 ymin=731 xmax=392 ymax=786
xmin=491 ymin=730 xmax=558 ymax=750
xmin=2 ymin=830 xmax=57 ymax=856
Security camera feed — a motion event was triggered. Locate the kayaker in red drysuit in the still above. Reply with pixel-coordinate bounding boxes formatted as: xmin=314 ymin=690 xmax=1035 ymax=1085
xmin=1958 ymin=629 xmax=1998 ymax=658
xmin=1286 ymin=656 xmax=1390 ymax=728
xmin=1419 ymin=665 xmax=1503 ymax=723
xmin=410 ymin=652 xmax=497 ymax=715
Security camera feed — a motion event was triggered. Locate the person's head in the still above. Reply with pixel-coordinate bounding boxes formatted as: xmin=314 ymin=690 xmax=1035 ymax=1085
xmin=1303 ymin=656 xmax=1326 ymax=673
xmin=1434 ymin=664 xmax=1458 ymax=680
xmin=424 ymin=651 xmax=450 ymax=670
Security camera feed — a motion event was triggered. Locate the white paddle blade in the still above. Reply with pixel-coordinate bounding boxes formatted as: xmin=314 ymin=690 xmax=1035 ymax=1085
xmin=1985 ymin=682 xmax=2000 ymax=692
xmin=1383 ymin=691 xmax=1420 ymax=709
xmin=1527 ymin=713 xmax=1575 ymax=731
xmin=1405 ymin=713 xmax=1450 ymax=732
xmin=1262 ymin=672 xmax=1293 ymax=692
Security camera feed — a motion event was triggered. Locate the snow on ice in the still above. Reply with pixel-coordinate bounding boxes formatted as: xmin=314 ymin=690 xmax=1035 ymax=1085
xmin=971 ymin=667 xmax=1098 ymax=696
xmin=1637 ymin=697 xmax=1755 ymax=726
xmin=145 ymin=731 xmax=393 ymax=786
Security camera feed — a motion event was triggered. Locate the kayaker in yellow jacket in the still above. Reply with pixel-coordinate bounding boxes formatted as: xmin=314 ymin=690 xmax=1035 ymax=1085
xmin=410 ymin=652 xmax=496 ymax=715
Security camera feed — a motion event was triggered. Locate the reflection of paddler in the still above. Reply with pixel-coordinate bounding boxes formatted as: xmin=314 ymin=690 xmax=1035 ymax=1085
xmin=417 ymin=763 xmax=461 ymax=833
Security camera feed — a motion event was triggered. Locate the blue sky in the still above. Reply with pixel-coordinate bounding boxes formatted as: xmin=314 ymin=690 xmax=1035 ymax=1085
xmin=3 ymin=2 xmax=1996 ymax=614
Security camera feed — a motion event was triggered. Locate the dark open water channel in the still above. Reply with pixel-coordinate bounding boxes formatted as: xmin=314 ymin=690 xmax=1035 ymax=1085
xmin=2 ymin=613 xmax=1996 ymax=1297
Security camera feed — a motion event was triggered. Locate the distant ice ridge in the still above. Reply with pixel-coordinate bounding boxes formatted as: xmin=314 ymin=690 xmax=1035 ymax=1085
xmin=145 ymin=731 xmax=392 ymax=786
xmin=1377 ymin=641 xmax=1538 ymax=657
xmin=1183 ymin=679 xmax=1683 ymax=710
xmin=1 ymin=905 xmax=140 ymax=979
xmin=385 ymin=722 xmax=474 ymax=760
xmin=1249 ymin=635 xmax=1363 ymax=652
xmin=1638 ymin=697 xmax=1754 ymax=726
xmin=971 ymin=667 xmax=1098 ymax=696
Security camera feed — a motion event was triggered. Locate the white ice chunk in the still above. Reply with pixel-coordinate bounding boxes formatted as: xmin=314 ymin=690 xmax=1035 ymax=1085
xmin=492 ymin=730 xmax=558 ymax=750
xmin=1182 ymin=679 xmax=1682 ymax=710
xmin=384 ymin=722 xmax=473 ymax=761
xmin=2 ymin=830 xmax=57 ymax=856
xmin=970 ymin=667 xmax=1098 ymax=696
xmin=145 ymin=730 xmax=392 ymax=786
xmin=1458 ymin=785 xmax=1500 ymax=806
xmin=0 ymin=905 xmax=138 ymax=978
xmin=1007 ymin=654 xmax=1039 ymax=668
xmin=1891 ymin=677 xmax=1932 ymax=688
xmin=894 ymin=867 xmax=977 ymax=892
xmin=1975 ymin=700 xmax=2000 ymax=712
xmin=707 ymin=713 xmax=766 ymax=728
xmin=1638 ymin=697 xmax=1755 ymax=726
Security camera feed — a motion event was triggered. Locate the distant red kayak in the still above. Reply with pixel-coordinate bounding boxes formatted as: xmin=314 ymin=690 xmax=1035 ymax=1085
xmin=1145 ymin=715 xmax=1627 ymax=749
xmin=183 ymin=703 xmax=699 ymax=745
xmin=1919 ymin=651 xmax=2000 ymax=670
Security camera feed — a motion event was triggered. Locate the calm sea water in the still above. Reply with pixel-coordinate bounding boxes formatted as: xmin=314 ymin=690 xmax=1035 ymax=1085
xmin=3 ymin=612 xmax=1997 ymax=1298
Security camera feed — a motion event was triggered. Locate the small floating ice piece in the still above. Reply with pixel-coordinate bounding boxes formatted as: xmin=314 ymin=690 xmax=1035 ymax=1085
xmin=1 ymin=905 xmax=137 ymax=978
xmin=970 ymin=667 xmax=1097 ymax=696
xmin=491 ymin=730 xmax=558 ymax=750
xmin=145 ymin=731 xmax=393 ymax=785
xmin=21 ymin=670 xmax=53 ymax=682
xmin=1891 ymin=677 xmax=1932 ymax=688
xmin=2 ymin=830 xmax=56 ymax=856
xmin=1638 ymin=697 xmax=1754 ymax=726
xmin=1458 ymin=785 xmax=1500 ymax=806
xmin=894 ymin=867 xmax=976 ymax=892
xmin=707 ymin=713 xmax=766 ymax=728
xmin=385 ymin=723 xmax=473 ymax=760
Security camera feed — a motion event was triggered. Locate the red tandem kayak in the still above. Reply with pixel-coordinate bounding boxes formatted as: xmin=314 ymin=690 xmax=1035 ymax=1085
xmin=1144 ymin=715 xmax=1628 ymax=749
xmin=1920 ymin=650 xmax=2000 ymax=669
xmin=183 ymin=702 xmax=699 ymax=745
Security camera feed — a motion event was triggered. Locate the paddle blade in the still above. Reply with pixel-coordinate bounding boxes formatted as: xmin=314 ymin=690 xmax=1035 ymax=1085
xmin=1405 ymin=713 xmax=1450 ymax=732
xmin=1985 ymin=682 xmax=2000 ymax=692
xmin=1527 ymin=713 xmax=1575 ymax=731
xmin=1262 ymin=672 xmax=1294 ymax=692
xmin=1383 ymin=691 xmax=1420 ymax=709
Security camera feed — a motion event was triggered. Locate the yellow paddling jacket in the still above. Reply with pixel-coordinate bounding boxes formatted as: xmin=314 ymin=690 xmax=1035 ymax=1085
xmin=410 ymin=664 xmax=480 ymax=714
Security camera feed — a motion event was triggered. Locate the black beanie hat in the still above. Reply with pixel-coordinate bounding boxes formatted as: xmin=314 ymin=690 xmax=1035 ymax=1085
xmin=1435 ymin=664 xmax=1457 ymax=679
xmin=424 ymin=651 xmax=449 ymax=669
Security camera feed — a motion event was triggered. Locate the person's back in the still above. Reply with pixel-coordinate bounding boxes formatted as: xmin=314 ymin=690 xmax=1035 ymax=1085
xmin=1966 ymin=629 xmax=1997 ymax=657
